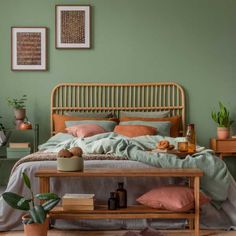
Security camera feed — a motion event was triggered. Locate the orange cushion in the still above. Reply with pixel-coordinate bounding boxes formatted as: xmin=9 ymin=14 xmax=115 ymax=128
xmin=137 ymin=186 xmax=210 ymax=212
xmin=120 ymin=116 xmax=181 ymax=137
xmin=114 ymin=125 xmax=157 ymax=138
xmin=53 ymin=114 xmax=118 ymax=133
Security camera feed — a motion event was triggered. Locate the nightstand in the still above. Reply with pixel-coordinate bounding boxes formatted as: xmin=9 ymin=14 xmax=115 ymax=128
xmin=210 ymin=138 xmax=236 ymax=160
xmin=0 ymin=124 xmax=39 ymax=185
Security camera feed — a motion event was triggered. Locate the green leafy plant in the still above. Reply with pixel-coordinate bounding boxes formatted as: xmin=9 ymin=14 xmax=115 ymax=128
xmin=7 ymin=94 xmax=27 ymax=109
xmin=2 ymin=172 xmax=60 ymax=224
xmin=211 ymin=102 xmax=234 ymax=128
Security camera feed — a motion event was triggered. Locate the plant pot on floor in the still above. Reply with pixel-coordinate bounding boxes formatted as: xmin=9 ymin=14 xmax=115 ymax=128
xmin=22 ymin=214 xmax=49 ymax=236
xmin=14 ymin=109 xmax=26 ymax=120
xmin=217 ymin=127 xmax=230 ymax=139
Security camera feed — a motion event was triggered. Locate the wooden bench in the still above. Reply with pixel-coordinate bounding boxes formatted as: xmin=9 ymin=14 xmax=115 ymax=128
xmin=35 ymin=168 xmax=203 ymax=236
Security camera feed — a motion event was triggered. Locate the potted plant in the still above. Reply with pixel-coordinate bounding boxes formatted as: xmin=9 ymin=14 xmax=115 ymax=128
xmin=7 ymin=94 xmax=27 ymax=120
xmin=2 ymin=172 xmax=60 ymax=236
xmin=211 ymin=102 xmax=234 ymax=139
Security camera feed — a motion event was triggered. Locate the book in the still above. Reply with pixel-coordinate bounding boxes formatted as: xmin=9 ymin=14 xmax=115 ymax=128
xmin=63 ymin=204 xmax=94 ymax=211
xmin=9 ymin=142 xmax=30 ymax=148
xmin=62 ymin=194 xmax=95 ymax=206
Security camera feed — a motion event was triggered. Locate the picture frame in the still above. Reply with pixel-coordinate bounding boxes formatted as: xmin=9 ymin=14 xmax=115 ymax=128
xmin=55 ymin=5 xmax=91 ymax=49
xmin=11 ymin=27 xmax=47 ymax=71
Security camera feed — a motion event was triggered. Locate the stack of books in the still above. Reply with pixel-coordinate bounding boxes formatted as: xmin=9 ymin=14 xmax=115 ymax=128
xmin=9 ymin=142 xmax=30 ymax=148
xmin=62 ymin=193 xmax=95 ymax=211
xmin=7 ymin=142 xmax=31 ymax=159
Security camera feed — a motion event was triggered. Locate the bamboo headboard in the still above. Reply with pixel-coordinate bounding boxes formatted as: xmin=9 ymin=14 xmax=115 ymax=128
xmin=51 ymin=82 xmax=185 ymax=135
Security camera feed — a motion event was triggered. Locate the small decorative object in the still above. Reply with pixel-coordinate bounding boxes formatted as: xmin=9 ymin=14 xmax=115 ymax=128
xmin=19 ymin=120 xmax=32 ymax=130
xmin=186 ymin=124 xmax=196 ymax=153
xmin=2 ymin=172 xmax=60 ymax=236
xmin=57 ymin=147 xmax=84 ymax=172
xmin=177 ymin=141 xmax=188 ymax=152
xmin=0 ymin=116 xmax=6 ymax=146
xmin=56 ymin=5 xmax=91 ymax=49
xmin=212 ymin=102 xmax=234 ymax=139
xmin=11 ymin=27 xmax=47 ymax=71
xmin=108 ymin=192 xmax=117 ymax=210
xmin=156 ymin=140 xmax=174 ymax=150
xmin=116 ymin=182 xmax=127 ymax=208
xmin=7 ymin=95 xmax=27 ymax=129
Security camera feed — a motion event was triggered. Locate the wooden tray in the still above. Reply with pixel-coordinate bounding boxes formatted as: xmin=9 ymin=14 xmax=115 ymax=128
xmin=151 ymin=149 xmax=195 ymax=158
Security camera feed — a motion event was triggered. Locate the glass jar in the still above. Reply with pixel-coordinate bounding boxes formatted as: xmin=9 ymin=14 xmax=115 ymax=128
xmin=186 ymin=124 xmax=196 ymax=153
xmin=116 ymin=182 xmax=127 ymax=208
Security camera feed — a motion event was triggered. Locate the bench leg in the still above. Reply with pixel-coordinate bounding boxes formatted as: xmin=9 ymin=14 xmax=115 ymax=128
xmin=194 ymin=176 xmax=200 ymax=236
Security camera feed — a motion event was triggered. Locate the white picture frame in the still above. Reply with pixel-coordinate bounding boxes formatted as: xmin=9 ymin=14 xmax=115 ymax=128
xmin=56 ymin=5 xmax=91 ymax=49
xmin=11 ymin=27 xmax=47 ymax=71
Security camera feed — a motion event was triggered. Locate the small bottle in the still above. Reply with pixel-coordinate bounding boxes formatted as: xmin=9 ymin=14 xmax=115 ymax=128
xmin=108 ymin=192 xmax=117 ymax=210
xmin=186 ymin=124 xmax=196 ymax=153
xmin=116 ymin=182 xmax=127 ymax=208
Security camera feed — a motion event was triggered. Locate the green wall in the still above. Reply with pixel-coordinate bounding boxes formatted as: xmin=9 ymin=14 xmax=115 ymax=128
xmin=0 ymin=0 xmax=236 ymax=148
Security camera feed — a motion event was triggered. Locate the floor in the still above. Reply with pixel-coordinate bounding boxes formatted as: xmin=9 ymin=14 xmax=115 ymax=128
xmin=0 ymin=230 xmax=235 ymax=236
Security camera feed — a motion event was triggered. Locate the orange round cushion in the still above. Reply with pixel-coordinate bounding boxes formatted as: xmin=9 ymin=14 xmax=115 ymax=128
xmin=114 ymin=125 xmax=157 ymax=138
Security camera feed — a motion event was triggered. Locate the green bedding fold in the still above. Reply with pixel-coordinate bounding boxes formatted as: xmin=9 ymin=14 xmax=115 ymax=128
xmin=39 ymin=132 xmax=230 ymax=203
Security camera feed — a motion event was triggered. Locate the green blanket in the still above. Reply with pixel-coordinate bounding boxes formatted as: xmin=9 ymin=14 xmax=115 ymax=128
xmin=39 ymin=132 xmax=230 ymax=203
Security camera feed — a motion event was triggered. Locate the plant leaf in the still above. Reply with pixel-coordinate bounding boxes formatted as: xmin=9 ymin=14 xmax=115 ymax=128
xmin=2 ymin=192 xmax=30 ymax=211
xmin=22 ymin=172 xmax=31 ymax=190
xmin=35 ymin=192 xmax=59 ymax=200
xmin=42 ymin=198 xmax=61 ymax=212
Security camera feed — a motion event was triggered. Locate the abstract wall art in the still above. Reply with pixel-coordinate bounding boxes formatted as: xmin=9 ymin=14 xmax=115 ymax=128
xmin=56 ymin=5 xmax=91 ymax=49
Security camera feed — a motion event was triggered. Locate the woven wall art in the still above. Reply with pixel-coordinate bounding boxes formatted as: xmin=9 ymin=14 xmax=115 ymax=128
xmin=11 ymin=27 xmax=47 ymax=71
xmin=56 ymin=5 xmax=90 ymax=49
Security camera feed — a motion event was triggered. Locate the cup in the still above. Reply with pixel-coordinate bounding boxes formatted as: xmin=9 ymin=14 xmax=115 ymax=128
xmin=177 ymin=142 xmax=188 ymax=152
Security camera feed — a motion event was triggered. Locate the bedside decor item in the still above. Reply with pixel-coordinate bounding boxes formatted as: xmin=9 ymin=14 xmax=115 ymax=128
xmin=57 ymin=147 xmax=84 ymax=172
xmin=116 ymin=182 xmax=127 ymax=208
xmin=56 ymin=5 xmax=91 ymax=49
xmin=2 ymin=172 xmax=60 ymax=236
xmin=11 ymin=27 xmax=47 ymax=71
xmin=211 ymin=102 xmax=234 ymax=139
xmin=19 ymin=120 xmax=32 ymax=130
xmin=7 ymin=94 xmax=27 ymax=128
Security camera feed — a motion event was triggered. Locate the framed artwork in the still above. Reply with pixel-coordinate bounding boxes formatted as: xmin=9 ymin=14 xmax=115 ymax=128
xmin=56 ymin=5 xmax=91 ymax=49
xmin=11 ymin=27 xmax=47 ymax=71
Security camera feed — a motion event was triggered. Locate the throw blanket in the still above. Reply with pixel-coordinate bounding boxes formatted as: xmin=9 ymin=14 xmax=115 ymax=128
xmin=39 ymin=132 xmax=231 ymax=203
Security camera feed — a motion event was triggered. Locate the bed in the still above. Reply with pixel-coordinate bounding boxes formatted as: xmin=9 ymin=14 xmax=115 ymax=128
xmin=0 ymin=82 xmax=236 ymax=231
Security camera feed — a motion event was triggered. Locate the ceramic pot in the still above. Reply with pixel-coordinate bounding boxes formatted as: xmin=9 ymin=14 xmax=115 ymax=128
xmin=57 ymin=156 xmax=84 ymax=172
xmin=217 ymin=127 xmax=230 ymax=140
xmin=22 ymin=215 xmax=49 ymax=236
xmin=14 ymin=109 xmax=26 ymax=120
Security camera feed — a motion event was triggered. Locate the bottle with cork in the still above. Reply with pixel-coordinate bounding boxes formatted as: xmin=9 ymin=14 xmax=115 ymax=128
xmin=186 ymin=124 xmax=196 ymax=153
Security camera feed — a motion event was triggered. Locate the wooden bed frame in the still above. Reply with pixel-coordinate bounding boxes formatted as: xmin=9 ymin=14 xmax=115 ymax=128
xmin=51 ymin=82 xmax=185 ymax=135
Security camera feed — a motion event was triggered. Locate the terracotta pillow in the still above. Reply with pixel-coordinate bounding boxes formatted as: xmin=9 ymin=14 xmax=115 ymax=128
xmin=136 ymin=186 xmax=210 ymax=212
xmin=66 ymin=124 xmax=106 ymax=138
xmin=53 ymin=114 xmax=118 ymax=133
xmin=120 ymin=116 xmax=181 ymax=137
xmin=114 ymin=125 xmax=157 ymax=137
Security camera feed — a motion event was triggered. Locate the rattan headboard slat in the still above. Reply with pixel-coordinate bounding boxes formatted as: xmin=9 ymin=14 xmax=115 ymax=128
xmin=51 ymin=82 xmax=185 ymax=135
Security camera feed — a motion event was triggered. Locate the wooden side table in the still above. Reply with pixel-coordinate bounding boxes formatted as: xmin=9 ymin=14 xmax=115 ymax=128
xmin=210 ymin=138 xmax=236 ymax=159
xmin=35 ymin=168 xmax=203 ymax=236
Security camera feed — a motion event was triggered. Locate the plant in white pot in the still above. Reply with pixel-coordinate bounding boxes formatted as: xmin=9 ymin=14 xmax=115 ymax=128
xmin=2 ymin=172 xmax=60 ymax=236
xmin=7 ymin=94 xmax=27 ymax=120
xmin=211 ymin=102 xmax=234 ymax=139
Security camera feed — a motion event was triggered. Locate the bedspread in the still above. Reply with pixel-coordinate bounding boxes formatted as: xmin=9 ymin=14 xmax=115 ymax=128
xmin=39 ymin=132 xmax=230 ymax=203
